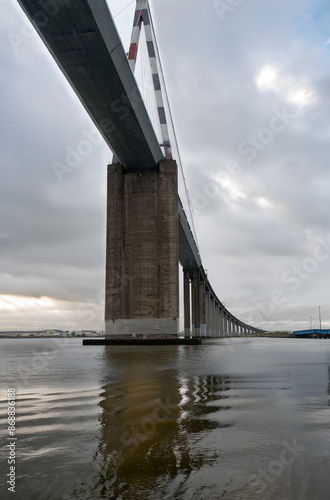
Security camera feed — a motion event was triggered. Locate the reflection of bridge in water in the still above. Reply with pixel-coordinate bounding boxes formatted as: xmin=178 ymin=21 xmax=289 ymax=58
xmin=18 ymin=0 xmax=265 ymax=339
xmin=70 ymin=345 xmax=234 ymax=498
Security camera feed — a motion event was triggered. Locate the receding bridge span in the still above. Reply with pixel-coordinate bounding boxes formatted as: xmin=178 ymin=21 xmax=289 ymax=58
xmin=18 ymin=0 xmax=265 ymax=338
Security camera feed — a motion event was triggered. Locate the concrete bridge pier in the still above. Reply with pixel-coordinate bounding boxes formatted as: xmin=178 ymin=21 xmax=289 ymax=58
xmin=205 ymin=290 xmax=211 ymax=337
xmin=192 ymin=270 xmax=201 ymax=337
xmin=230 ymin=318 xmax=234 ymax=335
xmin=105 ymin=160 xmax=179 ymax=339
xmin=215 ymin=304 xmax=220 ymax=337
xmin=184 ymin=269 xmax=191 ymax=338
xmin=200 ymin=280 xmax=206 ymax=337
xmin=210 ymin=297 xmax=215 ymax=337
xmin=219 ymin=308 xmax=224 ymax=337
xmin=184 ymin=268 xmax=206 ymax=338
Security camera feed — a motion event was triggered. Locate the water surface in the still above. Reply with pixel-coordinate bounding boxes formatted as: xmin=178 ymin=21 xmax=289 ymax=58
xmin=1 ymin=337 xmax=330 ymax=499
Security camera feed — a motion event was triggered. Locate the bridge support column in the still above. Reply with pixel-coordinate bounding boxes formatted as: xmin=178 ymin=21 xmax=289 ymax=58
xmin=205 ymin=291 xmax=211 ymax=337
xmin=214 ymin=304 xmax=218 ymax=337
xmin=219 ymin=309 xmax=223 ymax=337
xmin=210 ymin=297 xmax=215 ymax=337
xmin=184 ymin=269 xmax=191 ymax=338
xmin=213 ymin=303 xmax=217 ymax=337
xmin=223 ymin=314 xmax=227 ymax=336
xmin=230 ymin=318 xmax=234 ymax=335
xmin=200 ymin=280 xmax=206 ymax=337
xmin=192 ymin=270 xmax=200 ymax=337
xmin=105 ymin=160 xmax=179 ymax=338
xmin=213 ymin=299 xmax=217 ymax=337
xmin=219 ymin=308 xmax=224 ymax=337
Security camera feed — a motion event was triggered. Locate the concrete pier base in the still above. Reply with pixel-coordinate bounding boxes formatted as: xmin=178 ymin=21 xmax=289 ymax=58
xmin=105 ymin=160 xmax=179 ymax=338
xmin=105 ymin=318 xmax=178 ymax=338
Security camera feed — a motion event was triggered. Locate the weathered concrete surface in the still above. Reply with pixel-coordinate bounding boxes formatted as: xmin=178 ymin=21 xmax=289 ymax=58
xmin=184 ymin=269 xmax=191 ymax=338
xmin=191 ymin=269 xmax=200 ymax=338
xmin=105 ymin=160 xmax=179 ymax=337
xmin=200 ymin=280 xmax=206 ymax=337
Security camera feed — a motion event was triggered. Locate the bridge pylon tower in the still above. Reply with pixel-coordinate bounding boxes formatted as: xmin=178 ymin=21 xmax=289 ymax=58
xmin=128 ymin=0 xmax=172 ymax=161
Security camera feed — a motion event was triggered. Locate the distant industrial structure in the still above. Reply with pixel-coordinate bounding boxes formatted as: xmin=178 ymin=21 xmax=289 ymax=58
xmin=0 ymin=330 xmax=104 ymax=338
xmin=293 ymin=329 xmax=330 ymax=339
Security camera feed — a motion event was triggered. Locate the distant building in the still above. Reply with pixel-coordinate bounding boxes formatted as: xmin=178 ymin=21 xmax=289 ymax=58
xmin=293 ymin=329 xmax=330 ymax=338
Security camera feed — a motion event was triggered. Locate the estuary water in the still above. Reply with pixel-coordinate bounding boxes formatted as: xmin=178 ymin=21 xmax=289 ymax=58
xmin=1 ymin=337 xmax=330 ymax=500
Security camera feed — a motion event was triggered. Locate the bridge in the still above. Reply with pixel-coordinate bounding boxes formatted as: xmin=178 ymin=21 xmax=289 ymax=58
xmin=18 ymin=0 xmax=265 ymax=340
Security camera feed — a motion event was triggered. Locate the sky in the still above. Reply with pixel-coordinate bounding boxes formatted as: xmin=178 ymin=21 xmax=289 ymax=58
xmin=1 ymin=0 xmax=330 ymax=332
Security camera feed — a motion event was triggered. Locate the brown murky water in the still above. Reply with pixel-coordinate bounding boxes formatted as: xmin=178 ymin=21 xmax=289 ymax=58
xmin=1 ymin=337 xmax=330 ymax=499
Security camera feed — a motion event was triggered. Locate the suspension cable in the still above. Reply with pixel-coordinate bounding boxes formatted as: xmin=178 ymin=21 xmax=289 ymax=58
xmin=147 ymin=3 xmax=200 ymax=251
xmin=114 ymin=0 xmax=135 ymax=19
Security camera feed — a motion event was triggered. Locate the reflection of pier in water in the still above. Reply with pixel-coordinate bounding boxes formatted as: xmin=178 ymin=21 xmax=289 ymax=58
xmin=72 ymin=347 xmax=234 ymax=499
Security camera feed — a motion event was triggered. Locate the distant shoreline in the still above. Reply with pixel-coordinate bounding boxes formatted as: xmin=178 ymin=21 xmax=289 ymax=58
xmin=0 ymin=333 xmax=294 ymax=339
xmin=0 ymin=335 xmax=104 ymax=339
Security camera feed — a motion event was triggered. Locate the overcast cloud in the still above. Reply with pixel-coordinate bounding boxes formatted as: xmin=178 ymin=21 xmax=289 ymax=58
xmin=1 ymin=0 xmax=330 ymax=332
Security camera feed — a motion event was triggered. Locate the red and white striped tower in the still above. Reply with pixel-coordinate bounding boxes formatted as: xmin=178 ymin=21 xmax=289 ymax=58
xmin=128 ymin=0 xmax=172 ymax=160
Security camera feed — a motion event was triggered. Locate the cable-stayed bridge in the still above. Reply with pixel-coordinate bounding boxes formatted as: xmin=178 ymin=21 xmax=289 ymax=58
xmin=18 ymin=0 xmax=265 ymax=339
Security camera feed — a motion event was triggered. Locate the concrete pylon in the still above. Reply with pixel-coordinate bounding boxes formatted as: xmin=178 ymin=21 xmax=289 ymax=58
xmin=105 ymin=160 xmax=179 ymax=338
xmin=210 ymin=297 xmax=215 ymax=337
xmin=200 ymin=280 xmax=206 ymax=337
xmin=205 ymin=291 xmax=211 ymax=337
xmin=184 ymin=269 xmax=191 ymax=338
xmin=192 ymin=269 xmax=200 ymax=337
xmin=219 ymin=308 xmax=224 ymax=337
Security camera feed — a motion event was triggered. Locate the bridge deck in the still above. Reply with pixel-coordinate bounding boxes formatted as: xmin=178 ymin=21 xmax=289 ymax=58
xmin=18 ymin=0 xmax=163 ymax=171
